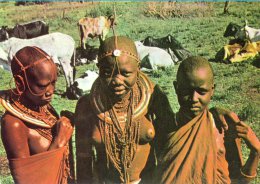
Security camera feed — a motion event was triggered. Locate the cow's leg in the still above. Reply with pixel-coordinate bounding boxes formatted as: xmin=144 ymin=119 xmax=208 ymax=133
xmin=98 ymin=35 xmax=104 ymax=44
xmin=82 ymin=36 xmax=87 ymax=50
xmin=79 ymin=26 xmax=87 ymax=49
xmin=101 ymin=29 xmax=109 ymax=41
xmin=58 ymin=58 xmax=74 ymax=90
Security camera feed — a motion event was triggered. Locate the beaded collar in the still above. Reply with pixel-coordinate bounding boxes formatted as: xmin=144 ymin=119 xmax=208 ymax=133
xmin=90 ymin=72 xmax=154 ymax=123
xmin=0 ymin=92 xmax=58 ymax=128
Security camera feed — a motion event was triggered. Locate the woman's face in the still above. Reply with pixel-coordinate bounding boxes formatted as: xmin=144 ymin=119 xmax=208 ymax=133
xmin=98 ymin=55 xmax=139 ymax=99
xmin=174 ymin=67 xmax=214 ymax=119
xmin=23 ymin=60 xmax=57 ymax=106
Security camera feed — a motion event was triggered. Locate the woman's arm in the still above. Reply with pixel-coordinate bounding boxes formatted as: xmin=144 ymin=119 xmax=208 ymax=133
xmin=1 ymin=113 xmax=30 ymax=159
xmin=74 ymin=95 xmax=94 ymax=184
xmin=235 ymin=121 xmax=260 ymax=180
xmin=149 ymin=85 xmax=176 ymax=153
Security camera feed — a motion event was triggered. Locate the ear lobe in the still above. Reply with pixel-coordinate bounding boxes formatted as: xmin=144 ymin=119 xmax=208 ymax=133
xmin=14 ymin=75 xmax=25 ymax=94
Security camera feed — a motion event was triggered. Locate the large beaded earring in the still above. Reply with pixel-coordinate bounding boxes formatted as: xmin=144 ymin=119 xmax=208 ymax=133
xmin=10 ymin=75 xmax=25 ymax=96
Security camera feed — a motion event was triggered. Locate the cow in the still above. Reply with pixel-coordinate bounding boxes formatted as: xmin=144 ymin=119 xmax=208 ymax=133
xmin=244 ymin=24 xmax=260 ymax=42
xmin=142 ymin=34 xmax=192 ymax=63
xmin=224 ymin=23 xmax=245 ymax=40
xmin=224 ymin=22 xmax=260 ymax=42
xmin=78 ymin=15 xmax=115 ymax=49
xmin=0 ymin=32 xmax=75 ymax=94
xmin=135 ymin=41 xmax=174 ymax=71
xmin=68 ymin=70 xmax=98 ymax=99
xmin=0 ymin=20 xmax=49 ymax=41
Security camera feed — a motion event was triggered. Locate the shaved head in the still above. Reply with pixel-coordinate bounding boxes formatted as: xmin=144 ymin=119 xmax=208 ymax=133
xmin=177 ymin=56 xmax=214 ymax=85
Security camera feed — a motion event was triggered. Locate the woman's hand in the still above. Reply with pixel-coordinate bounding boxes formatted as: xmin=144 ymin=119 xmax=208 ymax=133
xmin=49 ymin=116 xmax=74 ymax=150
xmin=235 ymin=121 xmax=260 ymax=154
xmin=210 ymin=107 xmax=240 ymax=133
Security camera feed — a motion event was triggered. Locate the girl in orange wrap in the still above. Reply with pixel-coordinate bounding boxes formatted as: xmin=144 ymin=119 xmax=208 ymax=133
xmin=156 ymin=56 xmax=260 ymax=184
xmin=0 ymin=46 xmax=74 ymax=184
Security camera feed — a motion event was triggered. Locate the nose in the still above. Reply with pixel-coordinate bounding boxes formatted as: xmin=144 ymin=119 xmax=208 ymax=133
xmin=45 ymin=85 xmax=55 ymax=97
xmin=191 ymin=91 xmax=199 ymax=102
xmin=111 ymin=74 xmax=123 ymax=86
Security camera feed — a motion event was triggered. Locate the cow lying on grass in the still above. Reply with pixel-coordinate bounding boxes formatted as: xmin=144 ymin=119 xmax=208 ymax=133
xmin=67 ymin=70 xmax=98 ymax=99
xmin=142 ymin=34 xmax=192 ymax=63
xmin=224 ymin=22 xmax=260 ymax=42
xmin=0 ymin=32 xmax=75 ymax=94
xmin=78 ymin=16 xmax=115 ymax=49
xmin=135 ymin=41 xmax=174 ymax=71
xmin=0 ymin=20 xmax=49 ymax=41
xmin=215 ymin=41 xmax=260 ymax=63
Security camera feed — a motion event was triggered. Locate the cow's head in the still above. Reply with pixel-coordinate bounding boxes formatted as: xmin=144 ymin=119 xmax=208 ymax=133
xmin=142 ymin=36 xmax=155 ymax=46
xmin=224 ymin=23 xmax=243 ymax=38
xmin=163 ymin=34 xmax=183 ymax=49
xmin=0 ymin=26 xmax=9 ymax=41
xmin=107 ymin=15 xmax=116 ymax=27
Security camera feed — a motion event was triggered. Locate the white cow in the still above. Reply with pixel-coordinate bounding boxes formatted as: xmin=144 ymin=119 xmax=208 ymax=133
xmin=244 ymin=25 xmax=260 ymax=42
xmin=69 ymin=70 xmax=98 ymax=99
xmin=134 ymin=41 xmax=174 ymax=71
xmin=0 ymin=32 xmax=75 ymax=89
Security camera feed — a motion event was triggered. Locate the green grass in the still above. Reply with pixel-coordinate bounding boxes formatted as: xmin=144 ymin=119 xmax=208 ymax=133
xmin=0 ymin=1 xmax=259 ymax=183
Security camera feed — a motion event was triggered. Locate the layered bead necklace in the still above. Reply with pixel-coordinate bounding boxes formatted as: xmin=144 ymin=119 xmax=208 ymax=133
xmin=10 ymin=94 xmax=57 ymax=142
xmin=98 ymin=79 xmax=142 ymax=183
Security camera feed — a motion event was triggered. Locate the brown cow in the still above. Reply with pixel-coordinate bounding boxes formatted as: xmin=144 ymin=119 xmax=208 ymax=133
xmin=78 ymin=15 xmax=115 ymax=49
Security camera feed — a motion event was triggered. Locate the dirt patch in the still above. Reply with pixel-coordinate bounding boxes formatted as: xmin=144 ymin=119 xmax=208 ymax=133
xmin=0 ymin=156 xmax=10 ymax=176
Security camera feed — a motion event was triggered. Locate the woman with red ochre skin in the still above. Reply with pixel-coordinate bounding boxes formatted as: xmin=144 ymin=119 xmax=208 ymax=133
xmin=74 ymin=36 xmax=175 ymax=184
xmin=0 ymin=46 xmax=74 ymax=184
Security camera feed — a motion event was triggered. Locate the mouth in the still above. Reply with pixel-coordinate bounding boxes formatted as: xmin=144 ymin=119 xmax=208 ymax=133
xmin=182 ymin=105 xmax=201 ymax=113
xmin=110 ymin=86 xmax=128 ymax=95
xmin=44 ymin=98 xmax=52 ymax=102
xmin=190 ymin=106 xmax=200 ymax=111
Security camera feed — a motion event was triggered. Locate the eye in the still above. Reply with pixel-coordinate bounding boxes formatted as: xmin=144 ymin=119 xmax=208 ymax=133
xmin=37 ymin=84 xmax=47 ymax=90
xmin=197 ymin=90 xmax=207 ymax=95
xmin=122 ymin=71 xmax=132 ymax=77
xmin=100 ymin=69 xmax=112 ymax=77
xmin=104 ymin=71 xmax=112 ymax=76
xmin=179 ymin=88 xmax=191 ymax=95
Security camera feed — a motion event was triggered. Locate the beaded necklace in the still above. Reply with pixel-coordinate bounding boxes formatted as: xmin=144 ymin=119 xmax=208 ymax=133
xmin=0 ymin=92 xmax=58 ymax=142
xmin=100 ymin=82 xmax=141 ymax=183
xmin=90 ymin=72 xmax=153 ymax=183
xmin=12 ymin=99 xmax=57 ymax=142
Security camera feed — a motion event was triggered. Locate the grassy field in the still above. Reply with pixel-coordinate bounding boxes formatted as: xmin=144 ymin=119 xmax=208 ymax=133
xmin=0 ymin=1 xmax=259 ymax=183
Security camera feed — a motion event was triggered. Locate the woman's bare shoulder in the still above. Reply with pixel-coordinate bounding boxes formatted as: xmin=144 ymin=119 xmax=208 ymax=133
xmin=1 ymin=112 xmax=28 ymax=132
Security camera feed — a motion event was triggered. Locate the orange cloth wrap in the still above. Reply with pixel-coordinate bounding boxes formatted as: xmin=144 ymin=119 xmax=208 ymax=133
xmin=9 ymin=146 xmax=68 ymax=184
xmin=156 ymin=110 xmax=230 ymax=184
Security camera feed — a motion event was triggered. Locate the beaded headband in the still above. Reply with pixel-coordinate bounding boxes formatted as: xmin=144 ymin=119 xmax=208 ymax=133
xmin=98 ymin=49 xmax=140 ymax=63
xmin=98 ymin=22 xmax=140 ymax=64
xmin=13 ymin=46 xmax=52 ymax=74
xmin=12 ymin=46 xmax=54 ymax=96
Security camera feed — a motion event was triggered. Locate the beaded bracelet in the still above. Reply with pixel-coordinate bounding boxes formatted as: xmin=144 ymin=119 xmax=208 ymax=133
xmin=240 ymin=168 xmax=257 ymax=179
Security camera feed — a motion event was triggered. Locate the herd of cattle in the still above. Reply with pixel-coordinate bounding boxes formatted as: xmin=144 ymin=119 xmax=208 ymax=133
xmin=0 ymin=17 xmax=259 ymax=99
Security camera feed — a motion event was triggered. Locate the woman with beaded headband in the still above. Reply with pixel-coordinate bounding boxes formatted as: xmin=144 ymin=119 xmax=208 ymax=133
xmin=0 ymin=46 xmax=74 ymax=184
xmin=74 ymin=35 xmax=176 ymax=183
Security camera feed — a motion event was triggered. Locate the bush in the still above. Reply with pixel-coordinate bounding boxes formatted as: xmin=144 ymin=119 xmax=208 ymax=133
xmin=85 ymin=2 xmax=126 ymax=18
xmin=144 ymin=2 xmax=214 ymax=19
